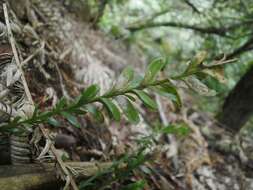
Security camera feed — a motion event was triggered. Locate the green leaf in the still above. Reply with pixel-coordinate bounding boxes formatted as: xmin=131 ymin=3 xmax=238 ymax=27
xmin=61 ymin=112 xmax=81 ymax=128
xmin=128 ymin=74 xmax=143 ymax=88
xmin=122 ymin=99 xmax=140 ymax=124
xmin=160 ymin=123 xmax=190 ymax=136
xmin=131 ymin=90 xmax=157 ymax=109
xmin=156 ymin=83 xmax=182 ymax=107
xmin=122 ymin=66 xmax=134 ymax=82
xmin=55 ymin=97 xmax=67 ymax=111
xmin=124 ymin=94 xmax=136 ymax=101
xmin=31 ymin=105 xmax=39 ymax=119
xmin=47 ymin=117 xmax=61 ymax=127
xmin=85 ymin=104 xmax=104 ymax=123
xmin=78 ymin=85 xmax=100 ymax=105
xmin=143 ymin=57 xmax=165 ymax=84
xmin=99 ymin=98 xmax=121 ymax=121
xmin=185 ymin=76 xmax=216 ymax=96
xmin=110 ymin=67 xmax=135 ymax=92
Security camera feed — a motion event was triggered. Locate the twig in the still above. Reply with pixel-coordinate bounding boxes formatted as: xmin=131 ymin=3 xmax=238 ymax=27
xmin=3 ymin=3 xmax=33 ymax=104
xmin=183 ymin=0 xmax=201 ymax=14
xmin=39 ymin=125 xmax=79 ymax=190
xmin=21 ymin=42 xmax=45 ymax=67
xmin=3 ymin=4 xmax=78 ymax=190
xmin=53 ymin=61 xmax=72 ymax=100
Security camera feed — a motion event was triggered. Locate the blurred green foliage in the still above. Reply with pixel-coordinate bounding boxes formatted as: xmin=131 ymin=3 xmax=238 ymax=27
xmin=96 ymin=0 xmax=253 ymax=113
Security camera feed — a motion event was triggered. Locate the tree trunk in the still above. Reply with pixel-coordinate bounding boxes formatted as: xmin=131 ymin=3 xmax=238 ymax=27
xmin=220 ymin=66 xmax=253 ymax=133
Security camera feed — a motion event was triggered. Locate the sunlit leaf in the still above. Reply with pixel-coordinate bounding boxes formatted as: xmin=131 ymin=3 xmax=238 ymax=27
xmin=192 ymin=51 xmax=207 ymax=67
xmin=128 ymin=74 xmax=143 ymax=88
xmin=122 ymin=66 xmax=134 ymax=82
xmin=131 ymin=89 xmax=157 ymax=109
xmin=143 ymin=57 xmax=165 ymax=84
xmin=113 ymin=66 xmax=135 ymax=91
xmin=99 ymin=98 xmax=121 ymax=121
xmin=78 ymin=85 xmax=100 ymax=105
xmin=184 ymin=51 xmax=207 ymax=75
xmin=124 ymin=94 xmax=136 ymax=101
xmin=122 ymin=98 xmax=140 ymax=124
xmin=202 ymin=68 xmax=226 ymax=83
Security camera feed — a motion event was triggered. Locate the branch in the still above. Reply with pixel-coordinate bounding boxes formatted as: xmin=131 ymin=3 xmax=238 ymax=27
xmin=226 ymin=36 xmax=253 ymax=59
xmin=183 ymin=0 xmax=201 ymax=14
xmin=127 ymin=21 xmax=228 ymax=37
xmin=128 ymin=19 xmax=253 ymax=38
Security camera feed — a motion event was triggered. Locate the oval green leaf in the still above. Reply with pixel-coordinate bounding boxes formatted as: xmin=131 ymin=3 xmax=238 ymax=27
xmin=143 ymin=58 xmax=165 ymax=84
xmin=61 ymin=112 xmax=81 ymax=128
xmin=122 ymin=99 xmax=140 ymax=124
xmin=131 ymin=89 xmax=157 ymax=109
xmin=99 ymin=98 xmax=121 ymax=121
xmin=78 ymin=85 xmax=100 ymax=105
xmin=47 ymin=117 xmax=61 ymax=127
xmin=159 ymin=83 xmax=182 ymax=107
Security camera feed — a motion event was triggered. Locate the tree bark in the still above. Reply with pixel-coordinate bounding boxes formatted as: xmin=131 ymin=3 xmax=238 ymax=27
xmin=219 ymin=66 xmax=253 ymax=133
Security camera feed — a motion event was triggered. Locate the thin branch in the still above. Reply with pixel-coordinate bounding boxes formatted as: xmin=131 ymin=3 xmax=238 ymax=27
xmin=183 ymin=0 xmax=201 ymax=14
xmin=128 ymin=18 xmax=253 ymax=38
xmin=39 ymin=125 xmax=79 ymax=190
xmin=3 ymin=4 xmax=33 ymax=104
xmin=128 ymin=21 xmax=229 ymax=37
xmin=226 ymin=36 xmax=253 ymax=59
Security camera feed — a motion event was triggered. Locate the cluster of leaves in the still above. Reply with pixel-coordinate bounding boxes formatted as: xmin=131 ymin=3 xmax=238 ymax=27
xmin=0 ymin=58 xmax=175 ymax=132
xmin=78 ymin=121 xmax=190 ymax=190
xmin=79 ymin=148 xmax=147 ymax=190
xmin=172 ymin=52 xmax=235 ymax=96
xmin=0 ymin=55 xmax=227 ymax=189
xmin=0 ymin=55 xmax=226 ymax=134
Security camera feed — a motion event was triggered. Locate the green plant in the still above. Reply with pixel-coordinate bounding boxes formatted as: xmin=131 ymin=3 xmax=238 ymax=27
xmin=0 ymin=55 xmax=229 ymax=190
xmin=0 ymin=55 xmax=228 ymax=134
xmin=79 ymin=147 xmax=147 ymax=190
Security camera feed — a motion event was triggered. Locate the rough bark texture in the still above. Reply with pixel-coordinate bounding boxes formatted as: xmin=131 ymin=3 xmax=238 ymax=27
xmin=220 ymin=66 xmax=253 ymax=132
